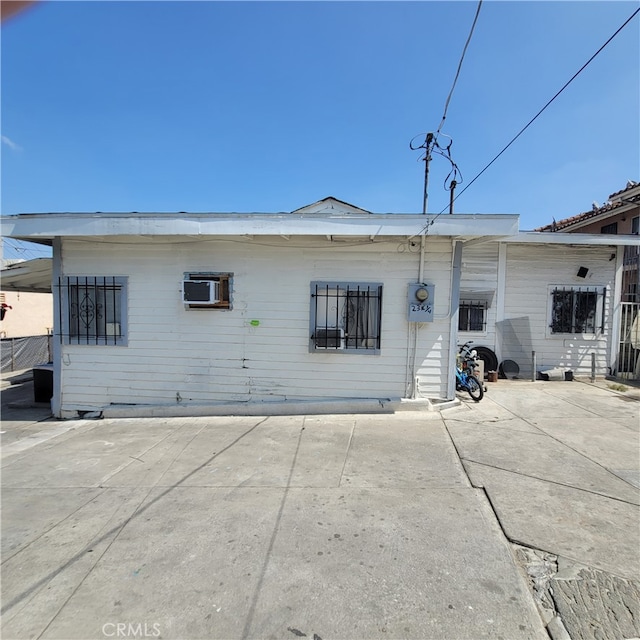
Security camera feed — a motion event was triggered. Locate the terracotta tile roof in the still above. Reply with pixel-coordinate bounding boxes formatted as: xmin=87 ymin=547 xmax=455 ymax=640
xmin=535 ymin=181 xmax=639 ymax=232
xmin=608 ymin=181 xmax=639 ymax=199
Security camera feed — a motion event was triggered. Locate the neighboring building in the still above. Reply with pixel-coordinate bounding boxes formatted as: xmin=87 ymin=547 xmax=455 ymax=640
xmin=2 ymin=198 xmax=636 ymax=417
xmin=535 ymin=182 xmax=640 ymax=380
xmin=536 ymin=180 xmax=640 ymax=303
xmin=1 ymin=259 xmax=54 ymax=371
xmin=1 ymin=259 xmax=54 ymax=338
xmin=0 ymin=290 xmax=53 ymax=338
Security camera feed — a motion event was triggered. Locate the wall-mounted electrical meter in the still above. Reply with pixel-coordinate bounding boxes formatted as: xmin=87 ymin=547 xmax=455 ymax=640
xmin=408 ymin=283 xmax=435 ymax=322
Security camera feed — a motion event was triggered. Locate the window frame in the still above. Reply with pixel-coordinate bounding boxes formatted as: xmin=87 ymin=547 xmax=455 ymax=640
xmin=58 ymin=276 xmax=128 ymax=346
xmin=548 ymin=285 xmax=606 ymax=336
xmin=309 ymin=281 xmax=383 ymax=355
xmin=600 ymin=222 xmax=618 ymax=234
xmin=458 ymin=300 xmax=488 ymax=333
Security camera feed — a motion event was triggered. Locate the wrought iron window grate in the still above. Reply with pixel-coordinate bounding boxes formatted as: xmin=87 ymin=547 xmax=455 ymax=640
xmin=550 ymin=286 xmax=605 ymax=334
xmin=459 ymin=301 xmax=487 ymax=332
xmin=310 ymin=282 xmax=382 ymax=352
xmin=56 ymin=276 xmax=125 ymax=345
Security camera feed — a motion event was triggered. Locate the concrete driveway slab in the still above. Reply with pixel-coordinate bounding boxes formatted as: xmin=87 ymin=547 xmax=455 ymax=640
xmin=340 ymin=413 xmax=468 ymax=489
xmin=6 ymin=381 xmax=637 ymax=640
xmin=144 ymin=416 xmax=277 ymax=488
xmin=446 ymin=420 xmax=640 ymax=504
xmin=1 ymin=487 xmax=102 ymax=558
xmin=478 ymin=385 xmax=599 ymax=422
xmin=167 ymin=416 xmax=305 ymax=488
xmin=541 ymin=383 xmax=640 ymax=423
xmin=464 ymin=461 xmax=640 ymax=580
xmin=532 ymin=417 xmax=640 ymax=474
xmin=289 ymin=416 xmax=355 ymax=488
xmin=1 ymin=419 xmax=183 ymax=488
xmin=1 ymin=412 xmax=547 ymax=640
xmin=245 ymin=487 xmax=543 ymax=640
xmin=6 ymin=483 xmax=546 ymax=640
xmin=30 ymin=486 xmax=284 ymax=640
xmin=443 ymin=412 xmax=542 ymax=434
xmin=1 ymin=487 xmax=151 ymax=640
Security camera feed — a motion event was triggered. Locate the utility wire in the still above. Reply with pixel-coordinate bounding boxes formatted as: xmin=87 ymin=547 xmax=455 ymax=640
xmin=435 ymin=0 xmax=483 ymax=141
xmin=438 ymin=6 xmax=640 ymax=215
xmin=2 ymin=238 xmax=52 ymax=261
xmin=412 ymin=0 xmax=482 ymax=214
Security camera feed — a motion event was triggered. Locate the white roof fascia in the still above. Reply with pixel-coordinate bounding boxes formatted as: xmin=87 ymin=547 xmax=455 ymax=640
xmin=1 ymin=213 xmax=519 ymax=241
xmin=503 ymin=232 xmax=640 ymax=246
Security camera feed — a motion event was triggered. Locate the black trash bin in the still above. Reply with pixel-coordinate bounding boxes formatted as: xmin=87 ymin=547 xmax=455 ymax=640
xmin=33 ymin=363 xmax=53 ymax=403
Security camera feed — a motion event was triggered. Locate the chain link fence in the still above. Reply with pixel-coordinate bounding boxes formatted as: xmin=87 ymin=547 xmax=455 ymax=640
xmin=1 ymin=335 xmax=52 ymax=373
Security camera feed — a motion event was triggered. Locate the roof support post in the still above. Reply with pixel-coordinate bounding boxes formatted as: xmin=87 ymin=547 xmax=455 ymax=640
xmin=447 ymin=240 xmax=463 ymax=400
xmin=51 ymin=237 xmax=62 ymax=418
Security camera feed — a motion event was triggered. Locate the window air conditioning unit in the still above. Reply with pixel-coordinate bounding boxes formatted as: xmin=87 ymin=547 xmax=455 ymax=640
xmin=182 ymin=280 xmax=220 ymax=304
xmin=314 ymin=327 xmax=345 ymax=349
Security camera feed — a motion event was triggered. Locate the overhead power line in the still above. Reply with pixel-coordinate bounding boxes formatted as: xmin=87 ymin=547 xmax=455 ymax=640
xmin=435 ymin=0 xmax=483 ymax=141
xmin=1 ymin=237 xmax=52 ymax=262
xmin=411 ymin=0 xmax=483 ymax=213
xmin=439 ymin=6 xmax=640 ymax=214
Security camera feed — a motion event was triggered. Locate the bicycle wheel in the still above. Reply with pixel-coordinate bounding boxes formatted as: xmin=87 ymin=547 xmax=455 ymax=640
xmin=466 ymin=375 xmax=484 ymax=402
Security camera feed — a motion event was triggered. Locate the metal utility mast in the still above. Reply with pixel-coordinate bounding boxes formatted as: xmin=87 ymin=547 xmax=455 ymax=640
xmin=421 ymin=133 xmax=434 ymax=215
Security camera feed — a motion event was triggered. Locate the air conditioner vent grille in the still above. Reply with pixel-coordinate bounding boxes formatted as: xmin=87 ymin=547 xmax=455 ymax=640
xmin=182 ymin=280 xmax=220 ymax=305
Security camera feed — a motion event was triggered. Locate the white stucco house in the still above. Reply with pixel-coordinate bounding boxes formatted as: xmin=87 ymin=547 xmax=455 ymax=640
xmin=1 ymin=197 xmax=637 ymax=418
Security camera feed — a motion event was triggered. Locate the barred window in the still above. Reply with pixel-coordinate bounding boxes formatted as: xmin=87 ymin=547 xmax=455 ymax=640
xmin=458 ymin=301 xmax=487 ymax=332
xmin=550 ymin=287 xmax=605 ymax=334
xmin=600 ymin=222 xmax=618 ymax=234
xmin=310 ymin=282 xmax=382 ymax=353
xmin=57 ymin=276 xmax=127 ymax=345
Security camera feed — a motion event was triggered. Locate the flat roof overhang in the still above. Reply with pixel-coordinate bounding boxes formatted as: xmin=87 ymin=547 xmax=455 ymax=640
xmin=504 ymin=232 xmax=640 ymax=247
xmin=1 ymin=212 xmax=520 ymax=243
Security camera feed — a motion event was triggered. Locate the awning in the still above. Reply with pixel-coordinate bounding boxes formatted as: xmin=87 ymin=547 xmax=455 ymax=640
xmin=1 ymin=258 xmax=53 ymax=293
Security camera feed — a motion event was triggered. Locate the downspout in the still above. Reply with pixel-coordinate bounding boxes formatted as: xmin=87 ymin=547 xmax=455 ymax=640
xmin=418 ymin=232 xmax=426 ymax=283
xmin=409 ymin=231 xmax=427 ymax=399
xmin=51 ymin=237 xmax=62 ymax=418
xmin=447 ymin=240 xmax=463 ymax=400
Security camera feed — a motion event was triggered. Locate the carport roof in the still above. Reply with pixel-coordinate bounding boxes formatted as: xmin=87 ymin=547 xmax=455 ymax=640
xmin=1 ymin=257 xmax=53 ymax=293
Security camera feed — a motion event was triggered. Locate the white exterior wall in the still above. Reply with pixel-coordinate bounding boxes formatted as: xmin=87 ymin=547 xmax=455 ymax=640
xmin=458 ymin=242 xmax=500 ymax=350
xmin=58 ymin=236 xmax=452 ymax=413
xmin=500 ymin=243 xmax=616 ymax=378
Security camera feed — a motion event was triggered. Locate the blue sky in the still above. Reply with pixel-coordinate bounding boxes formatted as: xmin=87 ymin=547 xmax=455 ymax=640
xmin=1 ymin=1 xmax=639 ymax=259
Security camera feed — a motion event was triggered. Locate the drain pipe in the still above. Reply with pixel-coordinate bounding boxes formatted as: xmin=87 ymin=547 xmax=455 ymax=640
xmin=410 ymin=231 xmax=427 ymax=399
